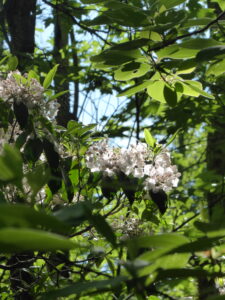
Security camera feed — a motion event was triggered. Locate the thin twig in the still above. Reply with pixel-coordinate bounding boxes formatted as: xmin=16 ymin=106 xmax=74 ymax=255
xmin=148 ymin=10 xmax=225 ymax=53
xmin=42 ymin=0 xmax=112 ymax=46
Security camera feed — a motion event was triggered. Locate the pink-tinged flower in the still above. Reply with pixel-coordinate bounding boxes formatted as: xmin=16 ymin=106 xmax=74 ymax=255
xmin=86 ymin=139 xmax=180 ymax=193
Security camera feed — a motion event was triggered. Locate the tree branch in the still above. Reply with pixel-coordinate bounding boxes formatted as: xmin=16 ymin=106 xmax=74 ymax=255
xmin=42 ymin=0 xmax=112 ymax=46
xmin=149 ymin=10 xmax=225 ymax=53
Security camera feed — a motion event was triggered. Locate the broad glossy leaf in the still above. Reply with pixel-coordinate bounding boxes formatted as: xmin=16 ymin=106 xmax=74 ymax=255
xmin=55 ymin=202 xmax=116 ymax=246
xmin=87 ymin=212 xmax=117 ymax=247
xmin=155 ymin=268 xmax=210 ymax=280
xmin=158 ymin=39 xmax=223 ymax=59
xmin=168 ymin=237 xmax=220 ymax=253
xmin=24 ymin=137 xmax=43 ymax=163
xmin=115 ymin=62 xmax=150 ymax=81
xmin=102 ymin=2 xmax=149 ymax=27
xmin=26 ymin=164 xmax=50 ymax=196
xmin=175 ymin=80 xmax=214 ymax=99
xmin=144 ymin=128 xmax=155 ymax=148
xmin=163 ymin=84 xmax=177 ymax=107
xmin=161 ymin=58 xmax=196 ymax=74
xmin=27 ymin=70 xmax=40 ymax=81
xmin=183 ymin=18 xmax=214 ymax=28
xmin=212 ymin=0 xmax=225 ymax=10
xmin=139 ymin=30 xmax=162 ymax=41
xmin=158 ymin=0 xmax=186 ymax=9
xmin=7 ymin=56 xmax=18 ymax=71
xmin=49 ymin=90 xmax=69 ymax=101
xmin=54 ymin=202 xmax=86 ymax=227
xmin=196 ymin=46 xmax=225 ymax=62
xmin=166 ymin=128 xmax=182 ymax=147
xmin=40 ymin=276 xmax=126 ymax=299
xmin=147 ymin=80 xmax=166 ymax=102
xmin=127 ymin=234 xmax=188 ymax=257
xmin=0 ymin=144 xmax=23 ymax=183
xmin=0 ymin=204 xmax=70 ymax=234
xmin=43 ymin=139 xmax=60 ymax=170
xmin=182 ymin=81 xmax=214 ymax=99
xmin=84 ymin=15 xmax=116 ymax=26
xmin=118 ymin=80 xmax=151 ymax=97
xmin=110 ymin=39 xmax=150 ymax=51
xmin=13 ymin=101 xmax=28 ymax=129
xmin=150 ymin=189 xmax=168 ymax=214
xmin=206 ymin=59 xmax=225 ymax=76
xmin=43 ymin=64 xmax=59 ymax=89
xmin=91 ymin=49 xmax=142 ymax=66
xmin=138 ymin=252 xmax=190 ymax=277
xmin=0 ymin=228 xmax=74 ymax=253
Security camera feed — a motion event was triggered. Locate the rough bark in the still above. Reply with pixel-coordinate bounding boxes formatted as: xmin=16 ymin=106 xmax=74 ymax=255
xmin=4 ymin=0 xmax=36 ymax=69
xmin=54 ymin=3 xmax=74 ymax=127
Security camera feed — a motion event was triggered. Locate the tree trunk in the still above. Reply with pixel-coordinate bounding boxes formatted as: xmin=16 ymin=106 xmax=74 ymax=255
xmin=198 ymin=2 xmax=225 ymax=299
xmin=4 ymin=1 xmax=37 ymax=298
xmin=4 ymin=0 xmax=36 ymax=69
xmin=54 ymin=3 xmax=73 ymax=127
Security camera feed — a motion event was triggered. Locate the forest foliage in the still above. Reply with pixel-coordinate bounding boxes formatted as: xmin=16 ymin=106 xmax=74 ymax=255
xmin=1 ymin=0 xmax=225 ymax=299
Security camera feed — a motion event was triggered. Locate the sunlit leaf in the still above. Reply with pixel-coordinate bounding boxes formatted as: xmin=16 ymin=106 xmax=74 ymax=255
xmin=43 ymin=64 xmax=59 ymax=89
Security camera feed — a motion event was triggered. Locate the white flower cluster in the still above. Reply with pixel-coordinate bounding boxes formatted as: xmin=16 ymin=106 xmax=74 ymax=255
xmin=0 ymin=71 xmax=59 ymax=120
xmin=112 ymin=215 xmax=142 ymax=239
xmin=86 ymin=139 xmax=181 ymax=192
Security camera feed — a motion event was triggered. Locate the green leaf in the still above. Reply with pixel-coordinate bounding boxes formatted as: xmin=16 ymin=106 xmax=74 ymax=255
xmin=183 ymin=18 xmax=214 ymax=28
xmin=196 ymin=45 xmax=225 ymax=62
xmin=7 ymin=56 xmax=18 ymax=71
xmin=54 ymin=202 xmax=86 ymax=227
xmin=147 ymin=80 xmax=166 ymax=102
xmin=206 ymin=59 xmax=225 ymax=76
xmin=127 ymin=234 xmax=188 ymax=258
xmin=163 ymin=84 xmax=177 ymax=107
xmin=0 ymin=204 xmax=70 ymax=234
xmin=48 ymin=90 xmax=69 ymax=101
xmin=158 ymin=39 xmax=223 ymax=59
xmin=0 ymin=55 xmax=9 ymax=66
xmin=23 ymin=137 xmax=43 ymax=163
xmin=92 ymin=49 xmax=142 ymax=66
xmin=183 ymin=81 xmax=214 ymax=99
xmin=26 ymin=165 xmax=50 ymax=196
xmin=102 ymin=2 xmax=148 ymax=27
xmin=43 ymin=64 xmax=59 ymax=89
xmin=138 ymin=253 xmax=190 ymax=277
xmin=155 ymin=268 xmax=210 ymax=280
xmin=87 ymin=213 xmax=117 ymax=247
xmin=158 ymin=0 xmax=186 ymax=9
xmin=118 ymin=80 xmax=151 ymax=97
xmin=168 ymin=237 xmax=220 ymax=253
xmin=144 ymin=128 xmax=156 ymax=148
xmin=114 ymin=62 xmax=150 ymax=81
xmin=161 ymin=58 xmax=196 ymax=74
xmin=0 ymin=228 xmax=74 ymax=253
xmin=27 ymin=70 xmax=40 ymax=81
xmin=166 ymin=128 xmax=182 ymax=147
xmin=0 ymin=144 xmax=23 ymax=184
xmin=211 ymin=0 xmax=225 ymax=10
xmin=110 ymin=39 xmax=150 ymax=51
xmin=39 ymin=276 xmax=126 ymax=299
